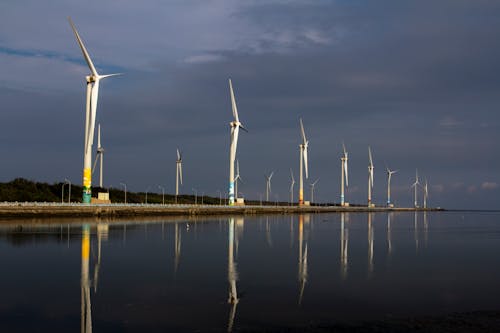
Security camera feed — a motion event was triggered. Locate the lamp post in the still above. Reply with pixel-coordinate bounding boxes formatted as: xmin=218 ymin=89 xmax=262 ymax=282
xmin=217 ymin=190 xmax=222 ymax=205
xmin=61 ymin=182 xmax=66 ymax=204
xmin=120 ymin=182 xmax=127 ymax=204
xmin=145 ymin=186 xmax=150 ymax=204
xmin=192 ymin=188 xmax=197 ymax=205
xmin=201 ymin=192 xmax=204 ymax=205
xmin=65 ymin=178 xmax=71 ymax=203
xmin=158 ymin=185 xmax=165 ymax=205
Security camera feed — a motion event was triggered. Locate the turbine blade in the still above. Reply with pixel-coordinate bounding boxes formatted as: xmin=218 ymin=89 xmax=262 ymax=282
xmin=179 ymin=163 xmax=183 ymax=185
xmin=342 ymin=141 xmax=346 ymax=155
xmin=229 ymin=78 xmax=239 ymax=122
xmin=99 ymin=73 xmax=123 ymax=79
xmin=239 ymin=124 xmax=248 ymax=133
xmin=368 ymin=146 xmax=373 ymax=166
xmin=345 ymin=160 xmax=349 ymax=187
xmin=290 ymin=168 xmax=295 ymax=182
xmin=300 ymin=118 xmax=307 ymax=144
xmin=92 ymin=153 xmax=100 ymax=174
xmin=177 ymin=148 xmax=181 ymax=161
xmin=68 ymin=17 xmax=98 ymax=76
xmin=270 ymin=171 xmax=274 ymax=179
xmin=97 ymin=124 xmax=101 ymax=148
xmin=87 ymin=79 xmax=100 ymax=151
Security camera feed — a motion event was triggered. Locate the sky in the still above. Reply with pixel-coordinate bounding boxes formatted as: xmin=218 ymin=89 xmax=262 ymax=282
xmin=0 ymin=0 xmax=499 ymax=209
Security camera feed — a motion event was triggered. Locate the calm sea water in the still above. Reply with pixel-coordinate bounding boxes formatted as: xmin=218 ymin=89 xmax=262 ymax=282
xmin=0 ymin=211 xmax=499 ymax=332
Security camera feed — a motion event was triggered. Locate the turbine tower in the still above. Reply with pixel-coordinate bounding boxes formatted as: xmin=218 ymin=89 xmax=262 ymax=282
xmin=367 ymin=146 xmax=374 ymax=207
xmin=176 ymin=148 xmax=183 ymax=203
xmin=290 ymin=168 xmax=296 ymax=205
xmin=234 ymin=159 xmax=242 ymax=200
xmin=92 ymin=124 xmax=104 ymax=188
xmin=69 ymin=18 xmax=120 ymax=203
xmin=265 ymin=171 xmax=274 ymax=202
xmin=411 ymin=169 xmax=420 ymax=208
xmin=310 ymin=178 xmax=319 ymax=204
xmin=386 ymin=167 xmax=398 ymax=206
xmin=298 ymin=118 xmax=309 ymax=205
xmin=423 ymin=179 xmax=429 ymax=209
xmin=228 ymin=79 xmax=246 ymax=206
xmin=340 ymin=143 xmax=349 ymax=206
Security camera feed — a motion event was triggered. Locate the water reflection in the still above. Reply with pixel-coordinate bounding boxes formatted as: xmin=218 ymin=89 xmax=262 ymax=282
xmin=81 ymin=225 xmax=92 ymax=333
xmin=340 ymin=212 xmax=349 ymax=279
xmin=367 ymin=213 xmax=374 ymax=276
xmin=174 ymin=222 xmax=181 ymax=273
xmin=414 ymin=211 xmax=419 ymax=253
xmin=387 ymin=212 xmax=392 ymax=256
xmin=298 ymin=214 xmax=309 ymax=305
xmin=227 ymin=217 xmax=240 ymax=332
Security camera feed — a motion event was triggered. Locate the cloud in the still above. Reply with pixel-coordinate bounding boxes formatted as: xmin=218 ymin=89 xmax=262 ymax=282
xmin=481 ymin=182 xmax=498 ymax=190
xmin=184 ymin=54 xmax=226 ymax=64
xmin=432 ymin=184 xmax=444 ymax=193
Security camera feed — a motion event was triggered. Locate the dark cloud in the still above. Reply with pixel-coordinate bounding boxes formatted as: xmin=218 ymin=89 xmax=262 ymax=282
xmin=0 ymin=0 xmax=499 ymax=209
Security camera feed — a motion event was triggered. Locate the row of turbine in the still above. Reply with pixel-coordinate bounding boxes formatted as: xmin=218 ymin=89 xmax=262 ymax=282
xmin=69 ymin=17 xmax=429 ymax=206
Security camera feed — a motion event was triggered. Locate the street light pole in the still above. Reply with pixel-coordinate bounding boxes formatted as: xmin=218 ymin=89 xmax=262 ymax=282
xmin=65 ymin=178 xmax=71 ymax=203
xmin=158 ymin=185 xmax=165 ymax=205
xmin=61 ymin=182 xmax=66 ymax=204
xmin=120 ymin=182 xmax=127 ymax=204
xmin=192 ymin=188 xmax=197 ymax=205
xmin=145 ymin=186 xmax=150 ymax=204
xmin=217 ymin=190 xmax=222 ymax=205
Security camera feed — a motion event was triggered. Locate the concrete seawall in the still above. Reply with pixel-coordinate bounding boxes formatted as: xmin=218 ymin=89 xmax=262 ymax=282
xmin=0 ymin=203 xmax=444 ymax=219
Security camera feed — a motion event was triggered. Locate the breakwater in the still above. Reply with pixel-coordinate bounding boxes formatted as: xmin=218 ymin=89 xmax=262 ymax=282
xmin=0 ymin=203 xmax=443 ymax=219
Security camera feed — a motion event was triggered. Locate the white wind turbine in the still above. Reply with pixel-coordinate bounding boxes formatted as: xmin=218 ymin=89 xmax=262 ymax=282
xmin=289 ymin=168 xmax=296 ymax=205
xmin=265 ymin=171 xmax=274 ymax=202
xmin=367 ymin=146 xmax=374 ymax=207
xmin=228 ymin=79 xmax=247 ymax=206
xmin=411 ymin=169 xmax=420 ymax=208
xmin=340 ymin=142 xmax=349 ymax=206
xmin=309 ymin=178 xmax=320 ymax=204
xmin=423 ymin=179 xmax=429 ymax=209
xmin=176 ymin=148 xmax=183 ymax=203
xmin=234 ymin=159 xmax=243 ymax=200
xmin=298 ymin=118 xmax=309 ymax=205
xmin=92 ymin=124 xmax=104 ymax=188
xmin=69 ymin=18 xmax=121 ymax=203
xmin=386 ymin=167 xmax=398 ymax=206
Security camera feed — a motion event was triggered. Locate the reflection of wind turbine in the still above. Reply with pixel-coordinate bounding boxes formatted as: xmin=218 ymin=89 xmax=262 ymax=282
xmin=289 ymin=169 xmax=295 ymax=205
xmin=298 ymin=215 xmax=308 ymax=305
xmin=228 ymin=79 xmax=247 ymax=206
xmin=92 ymin=124 xmax=104 ymax=188
xmin=227 ymin=218 xmax=239 ymax=332
xmin=176 ymin=149 xmax=183 ymax=203
xmin=340 ymin=142 xmax=349 ymax=206
xmin=93 ymin=223 xmax=108 ymax=292
xmin=367 ymin=213 xmax=374 ymax=276
xmin=368 ymin=146 xmax=374 ymax=206
xmin=234 ymin=160 xmax=242 ymax=200
xmin=387 ymin=213 xmax=392 ymax=256
xmin=414 ymin=211 xmax=419 ymax=252
xmin=340 ymin=213 xmax=349 ymax=279
xmin=309 ymin=178 xmax=319 ymax=204
xmin=411 ymin=169 xmax=420 ymax=208
xmin=81 ymin=225 xmax=92 ymax=333
xmin=386 ymin=167 xmax=398 ymax=206
xmin=298 ymin=119 xmax=309 ymax=205
xmin=265 ymin=171 xmax=274 ymax=202
xmin=69 ymin=18 xmax=121 ymax=203
xmin=174 ymin=222 xmax=181 ymax=273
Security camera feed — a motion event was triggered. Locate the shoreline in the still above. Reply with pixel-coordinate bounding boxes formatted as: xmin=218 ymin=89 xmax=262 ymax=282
xmin=0 ymin=202 xmax=444 ymax=219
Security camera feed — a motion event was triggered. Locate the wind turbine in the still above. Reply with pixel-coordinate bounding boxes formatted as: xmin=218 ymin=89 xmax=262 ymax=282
xmin=289 ymin=168 xmax=296 ymax=205
xmin=386 ymin=167 xmax=398 ymax=206
xmin=340 ymin=142 xmax=349 ymax=206
xmin=234 ymin=159 xmax=242 ymax=200
xmin=92 ymin=124 xmax=104 ymax=188
xmin=69 ymin=18 xmax=121 ymax=203
xmin=176 ymin=148 xmax=183 ymax=203
xmin=367 ymin=146 xmax=374 ymax=207
xmin=298 ymin=118 xmax=309 ymax=205
xmin=411 ymin=169 xmax=420 ymax=208
xmin=228 ymin=79 xmax=247 ymax=206
xmin=265 ymin=171 xmax=274 ymax=202
xmin=423 ymin=179 xmax=429 ymax=209
xmin=309 ymin=178 xmax=320 ymax=204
